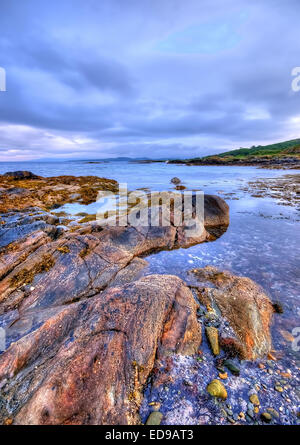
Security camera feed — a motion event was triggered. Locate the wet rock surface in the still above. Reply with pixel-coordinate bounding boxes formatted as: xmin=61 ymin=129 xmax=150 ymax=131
xmin=0 ymin=172 xmax=297 ymax=425
xmin=0 ymin=175 xmax=231 ymax=425
xmin=0 ymin=173 xmax=119 ymax=212
xmin=140 ymin=276 xmax=299 ymax=425
xmin=241 ymin=173 xmax=300 ymax=210
xmin=190 ymin=266 xmax=274 ymax=360
xmin=0 ymin=275 xmax=200 ymax=425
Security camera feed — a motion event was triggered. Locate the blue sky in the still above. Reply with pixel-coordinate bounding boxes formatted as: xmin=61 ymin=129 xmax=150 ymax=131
xmin=0 ymin=0 xmax=299 ymax=160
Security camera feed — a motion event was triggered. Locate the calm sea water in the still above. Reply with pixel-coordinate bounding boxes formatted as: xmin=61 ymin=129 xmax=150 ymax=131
xmin=1 ymin=160 xmax=299 ymax=364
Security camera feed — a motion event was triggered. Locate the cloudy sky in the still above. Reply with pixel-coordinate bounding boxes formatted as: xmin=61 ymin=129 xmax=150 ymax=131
xmin=0 ymin=0 xmax=299 ymax=161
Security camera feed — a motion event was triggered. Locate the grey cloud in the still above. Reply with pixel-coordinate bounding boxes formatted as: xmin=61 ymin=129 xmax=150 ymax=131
xmin=0 ymin=0 xmax=299 ymax=159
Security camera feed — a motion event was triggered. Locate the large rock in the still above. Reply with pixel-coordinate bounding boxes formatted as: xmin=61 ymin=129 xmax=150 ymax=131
xmin=0 ymin=173 xmax=119 ymax=212
xmin=0 ymin=187 xmax=230 ymax=425
xmin=203 ymin=195 xmax=230 ymax=237
xmin=0 ymin=275 xmax=201 ymax=425
xmin=0 ymin=194 xmax=229 ymax=318
xmin=2 ymin=171 xmax=41 ymax=180
xmin=191 ymin=266 xmax=274 ymax=360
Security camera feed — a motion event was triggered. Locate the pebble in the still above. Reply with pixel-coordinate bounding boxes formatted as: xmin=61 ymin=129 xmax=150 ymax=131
xmin=183 ymin=380 xmax=193 ymax=387
xmin=247 ymin=409 xmax=254 ymax=419
xmin=245 ymin=414 xmax=253 ymax=423
xmin=227 ymin=416 xmax=235 ymax=424
xmin=249 ymin=394 xmax=260 ymax=406
xmin=266 ymin=408 xmax=279 ymax=419
xmin=261 ymin=412 xmax=272 ymax=423
xmin=275 ymin=385 xmax=284 ymax=393
xmin=224 ymin=359 xmax=240 ymax=376
xmin=206 ymin=379 xmax=227 ymax=400
xmin=205 ymin=326 xmax=220 ymax=356
xmin=146 ymin=411 xmax=163 ymax=425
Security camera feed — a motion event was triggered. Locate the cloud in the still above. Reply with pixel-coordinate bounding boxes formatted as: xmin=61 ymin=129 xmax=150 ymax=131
xmin=0 ymin=0 xmax=299 ymax=160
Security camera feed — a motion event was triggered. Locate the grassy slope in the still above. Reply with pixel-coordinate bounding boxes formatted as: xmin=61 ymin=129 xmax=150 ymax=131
xmin=202 ymin=139 xmax=300 ymax=160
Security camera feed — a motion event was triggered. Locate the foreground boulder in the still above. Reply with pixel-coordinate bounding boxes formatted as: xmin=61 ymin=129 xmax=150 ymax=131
xmin=0 ymin=179 xmax=230 ymax=425
xmin=0 ymin=275 xmax=201 ymax=425
xmin=191 ymin=266 xmax=274 ymax=360
xmin=0 ymin=194 xmax=229 ymax=318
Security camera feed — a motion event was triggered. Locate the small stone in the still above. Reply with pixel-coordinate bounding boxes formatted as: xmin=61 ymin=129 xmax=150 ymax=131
xmin=146 ymin=411 xmax=163 ymax=425
xmin=219 ymin=372 xmax=228 ymax=380
xmin=227 ymin=416 xmax=235 ymax=424
xmin=171 ymin=177 xmax=181 ymax=185
xmin=275 ymin=386 xmax=284 ymax=393
xmin=261 ymin=412 xmax=272 ymax=423
xmin=258 ymin=363 xmax=265 ymax=369
xmin=224 ymin=359 xmax=240 ymax=376
xmin=280 ymin=372 xmax=292 ymax=379
xmin=239 ymin=412 xmax=245 ymax=419
xmin=249 ymin=394 xmax=260 ymax=406
xmin=183 ymin=380 xmax=193 ymax=387
xmin=207 ymin=379 xmax=227 ymax=400
xmin=205 ymin=326 xmax=220 ymax=356
xmin=3 ymin=418 xmax=13 ymax=425
xmin=247 ymin=409 xmax=254 ymax=419
xmin=266 ymin=408 xmax=279 ymax=419
xmin=245 ymin=414 xmax=253 ymax=423
xmin=254 ymin=407 xmax=259 ymax=414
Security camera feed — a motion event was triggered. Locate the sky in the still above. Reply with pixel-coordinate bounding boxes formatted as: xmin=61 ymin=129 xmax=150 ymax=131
xmin=0 ymin=0 xmax=299 ymax=161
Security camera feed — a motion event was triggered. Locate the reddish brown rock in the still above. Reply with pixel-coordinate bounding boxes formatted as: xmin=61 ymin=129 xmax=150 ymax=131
xmin=0 ymin=187 xmax=229 ymax=425
xmin=0 ymin=174 xmax=119 ymax=212
xmin=191 ymin=266 xmax=274 ymax=360
xmin=0 ymin=193 xmax=229 ymax=317
xmin=0 ymin=275 xmax=201 ymax=425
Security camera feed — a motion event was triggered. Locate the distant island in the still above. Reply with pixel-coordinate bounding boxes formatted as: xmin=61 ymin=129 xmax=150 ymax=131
xmin=137 ymin=139 xmax=300 ymax=169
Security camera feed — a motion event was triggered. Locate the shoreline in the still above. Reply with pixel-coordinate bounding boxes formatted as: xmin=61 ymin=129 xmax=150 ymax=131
xmin=0 ymin=171 xmax=299 ymax=425
xmin=133 ymin=157 xmax=300 ymax=170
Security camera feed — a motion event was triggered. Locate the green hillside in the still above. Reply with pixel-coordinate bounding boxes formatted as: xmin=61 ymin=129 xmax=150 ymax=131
xmin=203 ymin=139 xmax=300 ymax=160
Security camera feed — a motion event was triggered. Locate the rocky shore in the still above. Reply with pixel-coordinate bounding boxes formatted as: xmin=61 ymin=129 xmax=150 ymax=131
xmin=0 ymin=172 xmax=298 ymax=425
xmin=241 ymin=174 xmax=300 ymax=210
xmin=165 ymin=156 xmax=300 ymax=170
xmin=135 ymin=156 xmax=300 ymax=170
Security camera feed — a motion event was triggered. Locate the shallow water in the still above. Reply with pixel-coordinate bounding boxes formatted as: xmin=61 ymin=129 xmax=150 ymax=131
xmin=1 ymin=160 xmax=299 ymax=364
